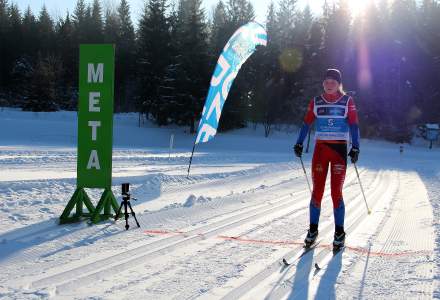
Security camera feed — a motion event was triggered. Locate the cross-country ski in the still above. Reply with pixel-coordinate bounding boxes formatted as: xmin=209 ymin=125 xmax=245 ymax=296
xmin=282 ymin=240 xmax=321 ymax=266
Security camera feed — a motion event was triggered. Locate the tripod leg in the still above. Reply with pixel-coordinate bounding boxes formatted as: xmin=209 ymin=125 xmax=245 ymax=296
xmin=127 ymin=201 xmax=140 ymax=228
xmin=114 ymin=202 xmax=123 ymax=221
xmin=124 ymin=200 xmax=129 ymax=230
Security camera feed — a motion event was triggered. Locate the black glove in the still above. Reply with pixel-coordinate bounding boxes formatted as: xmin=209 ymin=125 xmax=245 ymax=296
xmin=348 ymin=147 xmax=360 ymax=163
xmin=294 ymin=143 xmax=303 ymax=157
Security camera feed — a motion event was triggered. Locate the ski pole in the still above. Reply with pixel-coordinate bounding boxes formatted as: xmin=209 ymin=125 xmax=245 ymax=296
xmin=353 ymin=163 xmax=371 ymax=214
xmin=299 ymin=156 xmax=312 ymax=196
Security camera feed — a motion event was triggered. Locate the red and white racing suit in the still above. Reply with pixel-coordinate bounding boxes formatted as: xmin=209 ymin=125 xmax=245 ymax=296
xmin=296 ymin=92 xmax=360 ymax=228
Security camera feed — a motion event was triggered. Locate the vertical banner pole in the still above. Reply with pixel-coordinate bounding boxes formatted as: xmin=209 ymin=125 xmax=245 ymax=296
xmin=187 ymin=139 xmax=197 ymax=178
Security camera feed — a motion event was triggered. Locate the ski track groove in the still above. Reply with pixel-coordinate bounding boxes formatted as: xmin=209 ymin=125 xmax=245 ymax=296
xmin=42 ymin=193 xmax=306 ymax=291
xmin=263 ymin=170 xmax=397 ymax=300
xmin=1 ymin=171 xmax=310 ymax=272
xmin=287 ymin=170 xmax=434 ymax=300
xmin=61 ymin=170 xmax=375 ymax=299
xmin=27 ymin=168 xmax=366 ymax=293
xmin=217 ymin=169 xmax=389 ymax=300
xmin=0 ymin=161 xmax=302 ymax=242
xmin=29 ymin=185 xmax=311 ymax=289
xmin=94 ymin=168 xmax=378 ymax=300
xmin=0 ymin=161 xmax=301 ymax=235
xmin=360 ymin=171 xmax=434 ymax=299
xmin=0 ymin=161 xmax=311 ymax=286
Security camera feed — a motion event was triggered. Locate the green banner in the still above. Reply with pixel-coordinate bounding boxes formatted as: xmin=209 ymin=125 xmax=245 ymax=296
xmin=77 ymin=44 xmax=115 ymax=189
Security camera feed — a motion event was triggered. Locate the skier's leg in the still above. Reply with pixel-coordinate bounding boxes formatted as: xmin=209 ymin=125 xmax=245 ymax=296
xmin=329 ymin=143 xmax=347 ymax=228
xmin=309 ymin=143 xmax=330 ymax=227
xmin=305 ymin=144 xmax=330 ymax=246
xmin=329 ymin=143 xmax=348 ymax=247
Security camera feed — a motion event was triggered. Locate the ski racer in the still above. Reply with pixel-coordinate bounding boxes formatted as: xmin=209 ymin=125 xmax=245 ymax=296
xmin=293 ymin=68 xmax=360 ymax=250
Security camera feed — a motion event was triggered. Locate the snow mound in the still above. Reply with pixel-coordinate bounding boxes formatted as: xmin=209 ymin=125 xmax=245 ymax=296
xmin=183 ymin=195 xmax=212 ymax=207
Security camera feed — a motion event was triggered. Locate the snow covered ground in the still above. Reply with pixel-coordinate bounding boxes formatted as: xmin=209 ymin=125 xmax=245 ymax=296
xmin=0 ymin=109 xmax=439 ymax=299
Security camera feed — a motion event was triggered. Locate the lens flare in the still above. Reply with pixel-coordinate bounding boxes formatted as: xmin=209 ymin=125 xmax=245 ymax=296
xmin=279 ymin=48 xmax=303 ymax=73
xmin=357 ymin=37 xmax=372 ymax=90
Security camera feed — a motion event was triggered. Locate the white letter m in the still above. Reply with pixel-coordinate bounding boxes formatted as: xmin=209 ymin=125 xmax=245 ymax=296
xmin=87 ymin=63 xmax=104 ymax=83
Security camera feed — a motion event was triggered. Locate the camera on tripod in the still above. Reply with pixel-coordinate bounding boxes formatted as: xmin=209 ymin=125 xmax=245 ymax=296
xmin=115 ymin=182 xmax=140 ymax=230
xmin=122 ymin=182 xmax=130 ymax=196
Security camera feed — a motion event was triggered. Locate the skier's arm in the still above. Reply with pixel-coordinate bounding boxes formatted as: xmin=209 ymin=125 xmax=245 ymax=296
xmin=296 ymin=99 xmax=315 ymax=145
xmin=347 ymin=97 xmax=360 ymax=148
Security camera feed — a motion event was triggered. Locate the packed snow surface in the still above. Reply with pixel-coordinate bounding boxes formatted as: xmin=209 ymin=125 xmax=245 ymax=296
xmin=0 ymin=109 xmax=439 ymax=299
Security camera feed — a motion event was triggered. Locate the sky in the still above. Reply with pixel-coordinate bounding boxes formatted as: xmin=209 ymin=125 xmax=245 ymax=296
xmin=12 ymin=0 xmax=326 ymax=25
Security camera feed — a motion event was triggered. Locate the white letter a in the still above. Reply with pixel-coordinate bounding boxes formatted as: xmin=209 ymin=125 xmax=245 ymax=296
xmin=87 ymin=150 xmax=101 ymax=170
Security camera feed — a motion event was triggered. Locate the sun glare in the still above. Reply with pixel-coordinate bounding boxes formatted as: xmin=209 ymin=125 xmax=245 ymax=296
xmin=347 ymin=0 xmax=371 ymax=17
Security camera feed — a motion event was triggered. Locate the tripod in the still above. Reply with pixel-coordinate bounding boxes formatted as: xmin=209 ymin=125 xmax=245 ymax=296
xmin=115 ymin=191 xmax=140 ymax=230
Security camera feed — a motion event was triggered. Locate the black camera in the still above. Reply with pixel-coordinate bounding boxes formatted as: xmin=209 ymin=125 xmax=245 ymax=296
xmin=115 ymin=182 xmax=140 ymax=230
xmin=122 ymin=183 xmax=130 ymax=195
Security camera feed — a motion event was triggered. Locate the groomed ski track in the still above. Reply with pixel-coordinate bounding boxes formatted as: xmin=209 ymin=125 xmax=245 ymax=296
xmin=0 ymin=147 xmax=436 ymax=299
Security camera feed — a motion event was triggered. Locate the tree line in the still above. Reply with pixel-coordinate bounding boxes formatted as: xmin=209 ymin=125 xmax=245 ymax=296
xmin=0 ymin=0 xmax=439 ymax=141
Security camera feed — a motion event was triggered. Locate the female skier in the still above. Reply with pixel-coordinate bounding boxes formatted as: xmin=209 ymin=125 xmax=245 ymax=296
xmin=293 ymin=68 xmax=360 ymax=250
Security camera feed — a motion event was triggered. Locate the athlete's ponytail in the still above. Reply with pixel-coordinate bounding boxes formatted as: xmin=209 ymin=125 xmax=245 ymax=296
xmin=338 ymin=83 xmax=346 ymax=95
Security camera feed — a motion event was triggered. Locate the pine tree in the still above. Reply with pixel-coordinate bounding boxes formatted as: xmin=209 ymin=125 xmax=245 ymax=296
xmin=22 ymin=6 xmax=39 ymax=58
xmin=0 ymin=0 xmax=10 ymax=87
xmin=8 ymin=4 xmax=22 ymax=54
xmin=276 ymin=0 xmax=297 ymax=49
xmin=291 ymin=5 xmax=323 ymax=124
xmin=295 ymin=4 xmax=313 ymax=49
xmin=55 ymin=13 xmax=77 ymax=109
xmin=154 ymin=0 xmax=211 ymax=131
xmin=417 ymin=0 xmax=440 ymax=123
xmin=0 ymin=0 xmax=9 ymax=86
xmin=88 ymin=0 xmax=104 ymax=42
xmin=0 ymin=0 xmax=8 ymax=33
xmin=70 ymin=0 xmax=89 ymax=96
xmin=103 ymin=8 xmax=119 ymax=44
xmin=10 ymin=56 xmax=33 ymax=108
xmin=210 ymin=0 xmax=228 ymax=57
xmin=250 ymin=1 xmax=281 ymax=135
xmin=218 ymin=0 xmax=255 ymax=131
xmin=273 ymin=0 xmax=305 ymax=126
xmin=11 ymin=6 xmax=39 ymax=107
xmin=226 ymin=0 xmax=255 ymax=27
xmin=72 ymin=0 xmax=88 ymax=43
xmin=0 ymin=1 xmax=22 ymax=88
xmin=118 ymin=0 xmax=136 ymax=50
xmin=38 ymin=5 xmax=55 ymax=55
xmin=116 ymin=0 xmax=136 ymax=111
xmin=23 ymin=54 xmax=63 ymax=112
xmin=136 ymin=0 xmax=172 ymax=125
xmin=174 ymin=0 xmax=210 ymax=132
xmin=322 ymin=0 xmax=351 ymax=67
xmin=156 ymin=3 xmax=179 ymax=125
xmin=8 ymin=5 xmax=29 ymax=105
xmin=387 ymin=0 xmax=418 ymax=141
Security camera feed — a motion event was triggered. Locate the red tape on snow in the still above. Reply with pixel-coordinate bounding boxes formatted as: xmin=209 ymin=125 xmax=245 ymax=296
xmin=143 ymin=230 xmax=432 ymax=257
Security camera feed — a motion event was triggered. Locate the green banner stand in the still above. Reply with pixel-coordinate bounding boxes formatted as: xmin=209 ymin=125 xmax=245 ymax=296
xmin=60 ymin=44 xmax=119 ymax=224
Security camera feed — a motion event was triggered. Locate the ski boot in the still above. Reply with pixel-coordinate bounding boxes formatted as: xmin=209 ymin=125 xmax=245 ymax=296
xmin=333 ymin=227 xmax=345 ymax=252
xmin=304 ymin=224 xmax=319 ymax=248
